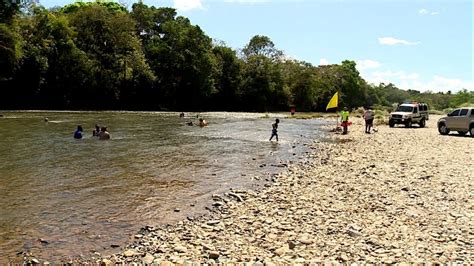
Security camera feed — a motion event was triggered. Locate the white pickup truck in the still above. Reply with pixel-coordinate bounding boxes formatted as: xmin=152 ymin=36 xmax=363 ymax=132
xmin=437 ymin=107 xmax=474 ymax=137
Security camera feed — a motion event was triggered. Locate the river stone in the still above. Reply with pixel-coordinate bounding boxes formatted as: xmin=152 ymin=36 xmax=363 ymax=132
xmin=299 ymin=238 xmax=313 ymax=245
xmin=209 ymin=251 xmax=220 ymax=259
xmin=274 ymin=246 xmax=288 ymax=256
xmin=100 ymin=259 xmax=113 ymax=266
xmin=207 ymin=220 xmax=220 ymax=225
xmin=123 ymin=249 xmax=137 ymax=257
xmin=174 ymin=245 xmax=187 ymax=253
xmin=142 ymin=253 xmax=154 ymax=264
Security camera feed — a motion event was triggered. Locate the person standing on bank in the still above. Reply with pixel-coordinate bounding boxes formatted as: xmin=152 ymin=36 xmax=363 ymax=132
xmin=340 ymin=107 xmax=349 ymax=135
xmin=363 ymin=107 xmax=375 ymax=134
xmin=269 ymin=119 xmax=280 ymax=141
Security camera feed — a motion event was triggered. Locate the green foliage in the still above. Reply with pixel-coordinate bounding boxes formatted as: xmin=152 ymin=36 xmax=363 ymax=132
xmin=211 ymin=45 xmax=242 ymax=110
xmin=450 ymin=89 xmax=474 ymax=107
xmin=0 ymin=0 xmax=21 ymax=24
xmin=60 ymin=1 xmax=127 ymax=14
xmin=242 ymin=35 xmax=282 ymax=60
xmin=0 ymin=2 xmax=470 ymax=111
xmin=0 ymin=23 xmax=21 ymax=79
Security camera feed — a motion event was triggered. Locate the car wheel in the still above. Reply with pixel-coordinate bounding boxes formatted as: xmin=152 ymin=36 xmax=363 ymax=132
xmin=405 ymin=120 xmax=412 ymax=128
xmin=419 ymin=119 xmax=426 ymax=128
xmin=470 ymin=126 xmax=474 ymax=137
xmin=457 ymin=131 xmax=467 ymax=136
xmin=389 ymin=120 xmax=395 ymax=128
xmin=438 ymin=123 xmax=449 ymax=135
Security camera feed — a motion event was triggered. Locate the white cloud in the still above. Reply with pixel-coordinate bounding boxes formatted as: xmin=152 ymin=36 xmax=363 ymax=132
xmin=361 ymin=70 xmax=473 ymax=93
xmin=419 ymin=8 xmax=440 ymax=15
xmin=363 ymin=70 xmax=419 ymax=84
xmin=319 ymin=58 xmax=329 ymax=65
xmin=419 ymin=9 xmax=429 ymax=15
xmin=173 ymin=0 xmax=203 ymax=11
xmin=356 ymin=59 xmax=381 ymax=71
xmin=378 ymin=37 xmax=420 ymax=46
xmin=407 ymin=76 xmax=474 ymax=93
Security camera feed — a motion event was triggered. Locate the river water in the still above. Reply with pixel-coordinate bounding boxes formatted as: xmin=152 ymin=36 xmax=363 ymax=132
xmin=0 ymin=111 xmax=327 ymax=262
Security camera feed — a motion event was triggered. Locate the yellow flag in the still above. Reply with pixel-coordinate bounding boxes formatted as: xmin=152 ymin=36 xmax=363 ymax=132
xmin=326 ymin=92 xmax=338 ymax=110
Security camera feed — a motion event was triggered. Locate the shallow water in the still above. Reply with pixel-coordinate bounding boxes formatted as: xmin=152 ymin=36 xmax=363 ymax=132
xmin=0 ymin=111 xmax=327 ymax=262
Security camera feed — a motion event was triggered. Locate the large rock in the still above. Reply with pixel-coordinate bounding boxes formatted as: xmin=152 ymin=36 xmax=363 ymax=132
xmin=142 ymin=253 xmax=154 ymax=264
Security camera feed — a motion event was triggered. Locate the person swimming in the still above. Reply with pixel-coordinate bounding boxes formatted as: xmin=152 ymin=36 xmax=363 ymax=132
xmin=74 ymin=125 xmax=83 ymax=139
xmin=98 ymin=127 xmax=110 ymax=140
xmin=198 ymin=118 xmax=208 ymax=127
xmin=92 ymin=124 xmax=100 ymax=136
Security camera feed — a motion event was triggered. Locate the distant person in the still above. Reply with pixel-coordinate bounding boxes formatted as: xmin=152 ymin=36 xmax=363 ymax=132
xmin=180 ymin=112 xmax=185 ymax=118
xmin=98 ymin=127 xmax=110 ymax=140
xmin=92 ymin=124 xmax=100 ymax=136
xmin=340 ymin=107 xmax=349 ymax=135
xmin=363 ymin=107 xmax=375 ymax=134
xmin=74 ymin=125 xmax=83 ymax=139
xmin=44 ymin=117 xmax=49 ymax=122
xmin=198 ymin=118 xmax=208 ymax=127
xmin=186 ymin=121 xmax=193 ymax=126
xmin=269 ymin=118 xmax=280 ymax=141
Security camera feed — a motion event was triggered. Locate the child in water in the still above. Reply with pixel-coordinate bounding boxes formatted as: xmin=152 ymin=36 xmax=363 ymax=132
xmin=74 ymin=125 xmax=83 ymax=139
xmin=269 ymin=119 xmax=279 ymax=141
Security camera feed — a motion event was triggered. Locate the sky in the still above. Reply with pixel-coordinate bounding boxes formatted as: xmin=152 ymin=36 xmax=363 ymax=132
xmin=39 ymin=0 xmax=473 ymax=93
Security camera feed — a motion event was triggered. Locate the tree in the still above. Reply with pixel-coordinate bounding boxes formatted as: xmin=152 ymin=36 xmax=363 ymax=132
xmin=131 ymin=4 xmax=214 ymax=110
xmin=242 ymin=35 xmax=282 ymax=60
xmin=68 ymin=4 xmax=154 ymax=108
xmin=210 ymin=45 xmax=242 ymax=110
xmin=450 ymin=89 xmax=474 ymax=107
xmin=282 ymin=60 xmax=317 ymax=111
xmin=0 ymin=0 xmax=21 ymax=24
xmin=0 ymin=23 xmax=20 ymax=80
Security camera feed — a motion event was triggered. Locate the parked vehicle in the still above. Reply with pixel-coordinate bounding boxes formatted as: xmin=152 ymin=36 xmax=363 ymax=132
xmin=389 ymin=102 xmax=429 ymax=128
xmin=437 ymin=107 xmax=474 ymax=137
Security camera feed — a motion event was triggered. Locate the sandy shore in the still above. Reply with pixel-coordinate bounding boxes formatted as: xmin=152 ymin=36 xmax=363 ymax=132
xmin=27 ymin=115 xmax=474 ymax=264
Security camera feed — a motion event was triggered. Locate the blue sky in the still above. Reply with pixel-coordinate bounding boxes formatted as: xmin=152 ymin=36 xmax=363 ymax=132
xmin=39 ymin=0 xmax=473 ymax=93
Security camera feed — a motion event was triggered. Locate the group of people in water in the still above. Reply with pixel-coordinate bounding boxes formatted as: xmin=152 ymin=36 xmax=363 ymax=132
xmin=181 ymin=112 xmax=208 ymax=127
xmin=73 ymin=124 xmax=110 ymax=140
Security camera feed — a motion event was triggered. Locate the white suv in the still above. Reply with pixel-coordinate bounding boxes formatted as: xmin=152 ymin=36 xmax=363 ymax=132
xmin=389 ymin=102 xmax=429 ymax=128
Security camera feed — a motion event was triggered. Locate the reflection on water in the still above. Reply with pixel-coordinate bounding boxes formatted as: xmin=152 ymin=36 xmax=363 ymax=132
xmin=0 ymin=111 xmax=326 ymax=262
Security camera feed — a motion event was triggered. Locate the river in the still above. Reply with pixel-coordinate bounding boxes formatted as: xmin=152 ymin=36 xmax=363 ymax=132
xmin=0 ymin=111 xmax=327 ymax=262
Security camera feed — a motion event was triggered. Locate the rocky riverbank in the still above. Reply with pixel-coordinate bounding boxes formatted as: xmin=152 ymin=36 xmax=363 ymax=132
xmin=27 ymin=115 xmax=473 ymax=264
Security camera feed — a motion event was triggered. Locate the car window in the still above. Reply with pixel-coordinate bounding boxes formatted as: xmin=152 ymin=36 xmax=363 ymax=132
xmin=471 ymin=109 xmax=474 ymax=116
xmin=450 ymin=109 xmax=460 ymax=116
xmin=459 ymin=109 xmax=468 ymax=116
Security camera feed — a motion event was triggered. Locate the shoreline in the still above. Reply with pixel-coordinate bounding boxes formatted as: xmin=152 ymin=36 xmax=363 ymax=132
xmin=24 ymin=115 xmax=473 ymax=264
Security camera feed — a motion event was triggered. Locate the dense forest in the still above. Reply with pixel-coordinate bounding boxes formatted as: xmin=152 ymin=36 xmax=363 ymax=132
xmin=1 ymin=1 xmax=472 ymax=111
